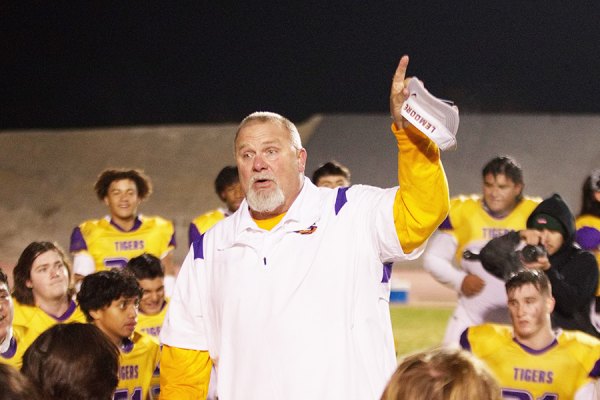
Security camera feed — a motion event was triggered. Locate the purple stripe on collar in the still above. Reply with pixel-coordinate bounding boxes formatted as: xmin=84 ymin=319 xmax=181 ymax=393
xmin=50 ymin=299 xmax=77 ymax=322
xmin=512 ymin=337 xmax=558 ymax=355
xmin=590 ymin=358 xmax=600 ymax=378
xmin=1 ymin=336 xmax=17 ymax=359
xmin=381 ymin=263 xmax=392 ymax=283
xmin=439 ymin=216 xmax=452 ymax=230
xmin=110 ymin=217 xmax=142 ymax=232
xmin=121 ymin=337 xmax=134 ymax=353
xmin=193 ymin=233 xmax=205 ymax=260
xmin=459 ymin=328 xmax=471 ymax=351
xmin=334 ymin=187 xmax=349 ymax=215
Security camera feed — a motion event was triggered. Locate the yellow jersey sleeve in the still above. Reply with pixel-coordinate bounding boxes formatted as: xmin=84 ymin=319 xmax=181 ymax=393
xmin=160 ymin=345 xmax=212 ymax=400
xmin=391 ymin=123 xmax=450 ymax=253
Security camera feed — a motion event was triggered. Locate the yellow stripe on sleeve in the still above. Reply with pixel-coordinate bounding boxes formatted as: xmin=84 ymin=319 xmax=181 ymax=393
xmin=391 ymin=123 xmax=450 ymax=253
xmin=160 ymin=345 xmax=212 ymax=400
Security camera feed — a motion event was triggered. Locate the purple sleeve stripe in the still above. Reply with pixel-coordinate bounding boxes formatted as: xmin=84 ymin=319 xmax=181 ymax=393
xmin=438 ymin=216 xmax=453 ymax=230
xmin=334 ymin=187 xmax=349 ymax=215
xmin=575 ymin=226 xmax=600 ymax=250
xmin=590 ymin=358 xmax=600 ymax=378
xmin=193 ymin=233 xmax=205 ymax=260
xmin=69 ymin=227 xmax=88 ymax=252
xmin=1 ymin=337 xmax=17 ymax=359
xmin=459 ymin=328 xmax=471 ymax=351
xmin=381 ymin=263 xmax=392 ymax=283
xmin=169 ymin=231 xmax=177 ymax=248
xmin=189 ymin=223 xmax=201 ymax=248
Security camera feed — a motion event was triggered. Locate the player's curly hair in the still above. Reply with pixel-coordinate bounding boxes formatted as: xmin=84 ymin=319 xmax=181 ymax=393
xmin=77 ymin=269 xmax=142 ymax=323
xmin=94 ymin=168 xmax=152 ymax=201
xmin=12 ymin=241 xmax=75 ymax=306
xmin=381 ymin=347 xmax=502 ymax=400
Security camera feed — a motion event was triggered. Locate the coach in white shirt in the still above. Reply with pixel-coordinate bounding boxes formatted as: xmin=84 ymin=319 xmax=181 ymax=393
xmin=160 ymin=55 xmax=455 ymax=400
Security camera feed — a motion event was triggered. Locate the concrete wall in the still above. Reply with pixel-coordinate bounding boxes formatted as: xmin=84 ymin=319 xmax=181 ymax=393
xmin=306 ymin=113 xmax=600 ymax=211
xmin=1 ymin=113 xmax=598 ymax=272
xmin=0 ymin=116 xmax=322 ymax=269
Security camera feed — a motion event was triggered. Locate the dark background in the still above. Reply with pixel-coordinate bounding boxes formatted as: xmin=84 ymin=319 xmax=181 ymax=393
xmin=3 ymin=2 xmax=600 ymax=129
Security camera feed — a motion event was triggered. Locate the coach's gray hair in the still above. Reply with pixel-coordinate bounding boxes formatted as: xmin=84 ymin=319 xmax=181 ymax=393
xmin=235 ymin=112 xmax=302 ymax=150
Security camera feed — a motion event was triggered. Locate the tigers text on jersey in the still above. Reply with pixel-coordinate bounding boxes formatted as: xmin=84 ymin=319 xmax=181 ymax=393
xmin=70 ymin=215 xmax=175 ymax=272
xmin=461 ymin=324 xmax=600 ymax=399
xmin=115 ymin=331 xmax=161 ymax=400
xmin=136 ymin=298 xmax=168 ymax=339
xmin=161 ymin=179 xmax=425 ymax=400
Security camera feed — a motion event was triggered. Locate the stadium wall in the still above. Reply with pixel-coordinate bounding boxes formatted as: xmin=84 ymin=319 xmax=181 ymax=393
xmin=1 ymin=113 xmax=598 ymax=272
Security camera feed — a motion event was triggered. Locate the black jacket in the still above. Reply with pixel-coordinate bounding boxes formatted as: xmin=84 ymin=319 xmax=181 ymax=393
xmin=527 ymin=193 xmax=599 ymax=337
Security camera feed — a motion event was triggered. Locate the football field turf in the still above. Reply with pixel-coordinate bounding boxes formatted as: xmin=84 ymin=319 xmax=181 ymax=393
xmin=390 ymin=304 xmax=453 ymax=359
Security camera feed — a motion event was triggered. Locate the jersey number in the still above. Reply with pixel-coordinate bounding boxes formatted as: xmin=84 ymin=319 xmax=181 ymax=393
xmin=113 ymin=387 xmax=142 ymax=400
xmin=104 ymin=257 xmax=128 ymax=269
xmin=502 ymin=389 xmax=558 ymax=400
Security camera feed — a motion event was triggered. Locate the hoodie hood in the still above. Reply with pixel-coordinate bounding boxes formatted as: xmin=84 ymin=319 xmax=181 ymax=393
xmin=526 ymin=193 xmax=575 ymax=244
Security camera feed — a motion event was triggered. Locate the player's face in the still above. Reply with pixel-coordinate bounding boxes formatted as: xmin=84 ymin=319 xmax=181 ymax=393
xmin=103 ymin=179 xmax=141 ymax=223
xmin=507 ymin=283 xmax=554 ymax=341
xmin=235 ymin=120 xmax=306 ymax=217
xmin=482 ymin=173 xmax=522 ymax=217
xmin=27 ymin=250 xmax=70 ymax=304
xmin=316 ymin=174 xmax=350 ymax=189
xmin=221 ymin=182 xmax=244 ymax=213
xmin=0 ymin=282 xmax=13 ymax=341
xmin=538 ymin=229 xmax=564 ymax=256
xmin=138 ymin=277 xmax=165 ymax=315
xmin=92 ymin=296 xmax=139 ymax=345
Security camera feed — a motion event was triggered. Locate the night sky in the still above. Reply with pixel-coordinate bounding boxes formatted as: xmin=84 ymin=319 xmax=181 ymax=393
xmin=3 ymin=2 xmax=600 ymax=129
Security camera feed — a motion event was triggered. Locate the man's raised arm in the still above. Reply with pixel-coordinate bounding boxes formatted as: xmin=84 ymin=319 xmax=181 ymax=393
xmin=389 ymin=55 xmax=452 ymax=253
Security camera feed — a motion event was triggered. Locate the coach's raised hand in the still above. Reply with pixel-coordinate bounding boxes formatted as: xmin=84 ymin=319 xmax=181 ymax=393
xmin=389 ymin=55 xmax=411 ymax=129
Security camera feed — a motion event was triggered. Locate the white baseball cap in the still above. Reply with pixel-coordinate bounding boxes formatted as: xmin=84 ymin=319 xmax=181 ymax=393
xmin=400 ymin=78 xmax=459 ymax=151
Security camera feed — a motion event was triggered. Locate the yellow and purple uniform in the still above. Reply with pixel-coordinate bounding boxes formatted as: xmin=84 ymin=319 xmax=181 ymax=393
xmin=442 ymin=195 xmax=541 ymax=263
xmin=188 ymin=208 xmax=228 ymax=246
xmin=137 ymin=298 xmax=169 ymax=339
xmin=12 ymin=299 xmax=87 ymax=338
xmin=70 ymin=215 xmax=175 ymax=273
xmin=461 ymin=324 xmax=600 ymax=399
xmin=0 ymin=325 xmax=31 ymax=370
xmin=115 ymin=331 xmax=161 ymax=400
xmin=425 ymin=195 xmax=540 ymax=344
xmin=136 ymin=299 xmax=168 ymax=397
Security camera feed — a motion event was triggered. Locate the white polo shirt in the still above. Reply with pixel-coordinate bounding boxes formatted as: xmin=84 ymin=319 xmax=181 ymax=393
xmin=161 ymin=177 xmax=424 ymax=399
